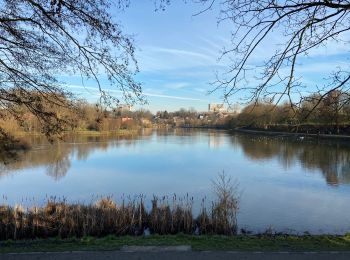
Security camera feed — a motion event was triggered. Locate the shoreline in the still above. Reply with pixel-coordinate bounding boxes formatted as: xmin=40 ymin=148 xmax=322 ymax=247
xmin=1 ymin=234 xmax=350 ymax=253
xmin=9 ymin=127 xmax=350 ymax=140
xmin=11 ymin=129 xmax=142 ymax=137
xmin=232 ymin=128 xmax=350 ymax=141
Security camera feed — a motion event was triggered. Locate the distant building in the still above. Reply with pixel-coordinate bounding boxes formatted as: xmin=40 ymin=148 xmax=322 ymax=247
xmin=121 ymin=117 xmax=133 ymax=122
xmin=141 ymin=118 xmax=152 ymax=127
xmin=208 ymin=103 xmax=225 ymax=112
xmin=116 ymin=104 xmax=133 ymax=113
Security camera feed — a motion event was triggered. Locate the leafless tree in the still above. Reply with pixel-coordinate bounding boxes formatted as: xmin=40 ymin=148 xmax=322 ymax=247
xmin=190 ymin=1 xmax=350 ymax=117
xmin=0 ymin=0 xmax=143 ymax=138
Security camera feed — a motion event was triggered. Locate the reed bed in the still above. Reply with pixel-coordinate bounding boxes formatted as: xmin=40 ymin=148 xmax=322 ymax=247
xmin=0 ymin=192 xmax=238 ymax=240
xmin=0 ymin=173 xmax=238 ymax=240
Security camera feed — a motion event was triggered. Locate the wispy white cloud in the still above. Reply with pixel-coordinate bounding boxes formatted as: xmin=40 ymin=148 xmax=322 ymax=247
xmin=296 ymin=61 xmax=348 ymax=73
xmin=147 ymin=47 xmax=214 ymax=61
xmin=239 ymin=30 xmax=350 ymax=67
xmin=310 ymin=39 xmax=347 ymax=59
xmin=194 ymin=87 xmax=207 ymax=93
xmin=67 ymin=84 xmax=207 ymax=102
xmin=137 ymin=43 xmax=220 ymax=71
xmin=163 ymin=82 xmax=190 ymax=90
xmin=143 ymin=92 xmax=207 ymax=102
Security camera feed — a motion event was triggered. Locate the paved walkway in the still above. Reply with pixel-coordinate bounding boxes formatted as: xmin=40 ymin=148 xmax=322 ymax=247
xmin=2 ymin=251 xmax=350 ymax=260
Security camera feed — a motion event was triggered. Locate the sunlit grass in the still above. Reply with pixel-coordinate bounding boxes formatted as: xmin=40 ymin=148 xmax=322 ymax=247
xmin=1 ymin=234 xmax=350 ymax=253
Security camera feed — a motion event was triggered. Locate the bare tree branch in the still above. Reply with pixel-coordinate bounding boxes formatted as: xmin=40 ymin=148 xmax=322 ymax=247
xmin=196 ymin=0 xmax=350 ymax=115
xmin=0 ymin=0 xmax=143 ymax=137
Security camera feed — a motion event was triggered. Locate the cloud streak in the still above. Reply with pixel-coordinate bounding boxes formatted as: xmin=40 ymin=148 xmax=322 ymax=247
xmin=67 ymin=85 xmax=207 ymax=102
xmin=137 ymin=43 xmax=221 ymax=72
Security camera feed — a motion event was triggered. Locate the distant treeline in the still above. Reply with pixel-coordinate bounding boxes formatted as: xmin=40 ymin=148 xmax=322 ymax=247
xmin=2 ymin=90 xmax=350 ymax=135
xmin=230 ymin=90 xmax=350 ymax=134
xmin=154 ymin=108 xmax=233 ymax=128
xmin=0 ymin=101 xmax=233 ymax=134
xmin=0 ymin=100 xmax=154 ymax=134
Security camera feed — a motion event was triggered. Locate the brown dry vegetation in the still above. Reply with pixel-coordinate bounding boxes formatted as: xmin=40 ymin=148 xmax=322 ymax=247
xmin=230 ymin=91 xmax=350 ymax=134
xmin=0 ymin=101 xmax=154 ymax=136
xmin=0 ymin=193 xmax=238 ymax=240
xmin=0 ymin=174 xmax=239 ymax=241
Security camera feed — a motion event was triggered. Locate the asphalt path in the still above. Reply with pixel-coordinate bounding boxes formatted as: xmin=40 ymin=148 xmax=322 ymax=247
xmin=2 ymin=251 xmax=350 ymax=260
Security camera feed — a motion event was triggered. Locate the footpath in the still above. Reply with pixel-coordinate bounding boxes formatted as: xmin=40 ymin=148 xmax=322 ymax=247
xmin=2 ymin=246 xmax=350 ymax=260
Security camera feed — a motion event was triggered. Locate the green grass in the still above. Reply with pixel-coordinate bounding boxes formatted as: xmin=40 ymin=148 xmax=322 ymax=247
xmin=1 ymin=234 xmax=350 ymax=253
xmin=68 ymin=129 xmax=140 ymax=136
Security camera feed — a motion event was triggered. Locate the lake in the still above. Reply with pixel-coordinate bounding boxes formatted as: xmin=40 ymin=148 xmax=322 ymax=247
xmin=0 ymin=129 xmax=349 ymax=234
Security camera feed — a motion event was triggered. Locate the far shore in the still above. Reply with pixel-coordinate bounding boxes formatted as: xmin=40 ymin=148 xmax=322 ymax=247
xmin=2 ymin=129 xmax=144 ymax=154
xmin=6 ymin=126 xmax=350 ymax=154
xmin=232 ymin=128 xmax=350 ymax=141
xmin=8 ymin=129 xmax=143 ymax=139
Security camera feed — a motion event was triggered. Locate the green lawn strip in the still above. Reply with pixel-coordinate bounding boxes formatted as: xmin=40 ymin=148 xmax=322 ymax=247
xmin=69 ymin=129 xmax=140 ymax=136
xmin=1 ymin=234 xmax=350 ymax=253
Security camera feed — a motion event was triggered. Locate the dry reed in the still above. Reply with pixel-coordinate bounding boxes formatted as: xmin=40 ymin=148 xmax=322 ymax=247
xmin=0 ymin=174 xmax=238 ymax=240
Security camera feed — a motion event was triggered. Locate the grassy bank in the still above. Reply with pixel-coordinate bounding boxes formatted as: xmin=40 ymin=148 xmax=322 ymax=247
xmin=1 ymin=234 xmax=350 ymax=253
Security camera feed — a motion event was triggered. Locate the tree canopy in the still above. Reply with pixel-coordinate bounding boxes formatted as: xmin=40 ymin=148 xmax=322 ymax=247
xmin=1 ymin=0 xmax=350 ymax=139
xmin=193 ymin=0 xmax=350 ymax=115
xmin=0 ymin=0 xmax=142 ymax=137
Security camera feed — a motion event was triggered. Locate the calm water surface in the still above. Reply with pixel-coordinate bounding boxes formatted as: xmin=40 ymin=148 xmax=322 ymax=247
xmin=1 ymin=129 xmax=350 ymax=234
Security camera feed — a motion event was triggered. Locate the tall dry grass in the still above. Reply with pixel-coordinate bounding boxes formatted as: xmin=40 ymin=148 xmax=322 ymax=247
xmin=0 ymin=175 xmax=239 ymax=240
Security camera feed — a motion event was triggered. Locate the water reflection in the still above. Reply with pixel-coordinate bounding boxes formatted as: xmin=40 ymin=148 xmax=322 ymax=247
xmin=0 ymin=130 xmax=153 ymax=180
xmin=232 ymin=134 xmax=350 ymax=186
xmin=1 ymin=130 xmax=350 ymax=186
xmin=208 ymin=131 xmax=225 ymax=148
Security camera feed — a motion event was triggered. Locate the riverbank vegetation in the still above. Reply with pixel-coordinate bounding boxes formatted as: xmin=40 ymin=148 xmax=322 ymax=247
xmin=0 ymin=174 xmax=238 ymax=240
xmin=0 ymin=195 xmax=237 ymax=241
xmin=0 ymin=99 xmax=153 ymax=136
xmin=2 ymin=90 xmax=350 ymax=148
xmin=230 ymin=91 xmax=350 ymax=135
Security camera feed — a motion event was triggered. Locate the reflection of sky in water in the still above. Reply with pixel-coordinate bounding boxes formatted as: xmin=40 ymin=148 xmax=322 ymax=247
xmin=0 ymin=130 xmax=350 ymax=234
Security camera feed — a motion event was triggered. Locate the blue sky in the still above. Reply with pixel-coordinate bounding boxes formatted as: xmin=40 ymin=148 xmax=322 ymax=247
xmin=66 ymin=1 xmax=349 ymax=112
